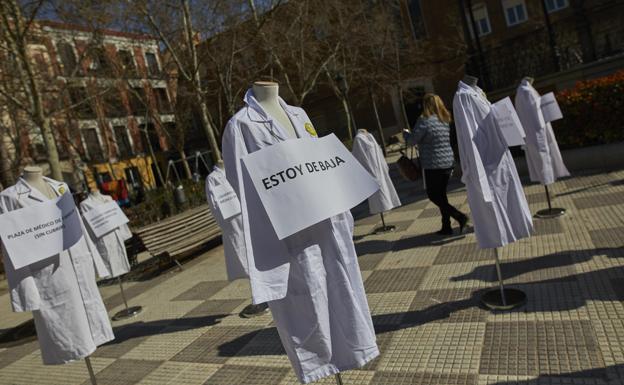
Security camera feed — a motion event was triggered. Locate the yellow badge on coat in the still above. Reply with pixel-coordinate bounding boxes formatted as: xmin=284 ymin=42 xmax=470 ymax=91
xmin=304 ymin=122 xmax=317 ymax=137
xmin=58 ymin=186 xmax=65 ymax=194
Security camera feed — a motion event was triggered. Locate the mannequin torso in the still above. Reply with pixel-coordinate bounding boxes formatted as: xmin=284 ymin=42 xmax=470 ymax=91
xmin=462 ymin=75 xmax=478 ymax=87
xmin=23 ymin=166 xmax=56 ymax=199
xmin=252 ymin=82 xmax=297 ymax=139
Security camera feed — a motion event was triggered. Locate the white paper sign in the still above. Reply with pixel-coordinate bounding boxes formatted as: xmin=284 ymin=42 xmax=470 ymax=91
xmin=242 ymin=134 xmax=379 ymax=240
xmin=492 ymin=97 xmax=526 ymax=147
xmin=540 ymin=92 xmax=563 ymax=122
xmin=0 ymin=193 xmax=83 ymax=269
xmin=83 ymin=201 xmax=129 ymax=239
xmin=214 ymin=183 xmax=241 ymax=220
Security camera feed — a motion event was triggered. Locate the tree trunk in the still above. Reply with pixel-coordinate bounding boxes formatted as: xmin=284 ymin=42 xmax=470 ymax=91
xmin=369 ymin=89 xmax=387 ymax=156
xmin=179 ymin=149 xmax=192 ymax=179
xmin=181 ymin=0 xmax=222 ymax=164
xmin=0 ymin=133 xmax=13 ymax=187
xmin=397 ymin=85 xmax=410 ymax=130
xmin=39 ymin=117 xmax=63 ymax=181
xmin=340 ymin=96 xmax=353 ymax=140
xmin=143 ymin=128 xmax=165 ymax=187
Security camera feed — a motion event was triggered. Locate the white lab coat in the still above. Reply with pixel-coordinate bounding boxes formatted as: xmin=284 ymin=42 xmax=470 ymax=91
xmin=352 ymin=130 xmax=401 ymax=214
xmin=80 ymin=193 xmax=132 ymax=278
xmin=0 ymin=177 xmax=114 ymax=364
xmin=222 ymin=89 xmax=378 ymax=384
xmin=515 ymin=80 xmax=570 ymax=184
xmin=205 ymin=166 xmax=248 ymax=280
xmin=453 ymin=81 xmax=533 ymax=249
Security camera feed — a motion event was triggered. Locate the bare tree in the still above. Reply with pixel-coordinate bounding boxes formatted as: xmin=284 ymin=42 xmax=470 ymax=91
xmin=128 ymin=0 xmax=224 ymax=163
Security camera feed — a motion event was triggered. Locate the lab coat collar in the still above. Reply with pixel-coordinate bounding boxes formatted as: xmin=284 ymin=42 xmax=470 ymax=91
xmin=457 ymin=80 xmax=476 ymax=94
xmin=243 ymin=88 xmax=303 ymax=140
xmin=15 ymin=176 xmax=64 ymax=203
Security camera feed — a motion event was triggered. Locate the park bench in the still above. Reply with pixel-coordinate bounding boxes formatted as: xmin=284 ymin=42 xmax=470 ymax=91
xmin=132 ymin=204 xmax=221 ymax=270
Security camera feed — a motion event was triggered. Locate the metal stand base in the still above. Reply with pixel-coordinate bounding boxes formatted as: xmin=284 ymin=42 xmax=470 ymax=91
xmin=373 ymin=212 xmax=395 ymax=234
xmin=535 ymin=207 xmax=566 ymax=219
xmin=335 ymin=373 xmax=344 ymax=385
xmin=112 ymin=306 xmax=143 ymax=321
xmin=85 ymin=356 xmax=97 ymax=385
xmin=373 ymin=225 xmax=396 ymax=234
xmin=481 ymin=288 xmax=527 ymax=310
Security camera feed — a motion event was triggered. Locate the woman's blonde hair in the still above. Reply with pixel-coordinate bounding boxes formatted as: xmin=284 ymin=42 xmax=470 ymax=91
xmin=421 ymin=93 xmax=452 ymax=123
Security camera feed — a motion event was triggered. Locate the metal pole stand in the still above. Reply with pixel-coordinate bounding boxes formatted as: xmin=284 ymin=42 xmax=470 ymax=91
xmin=335 ymin=373 xmax=344 ymax=385
xmin=535 ymin=185 xmax=566 ymax=218
xmin=372 ymin=212 xmax=396 ymax=234
xmin=112 ymin=277 xmax=143 ymax=321
xmin=85 ymin=356 xmax=98 ymax=385
xmin=480 ymin=248 xmax=527 ymax=310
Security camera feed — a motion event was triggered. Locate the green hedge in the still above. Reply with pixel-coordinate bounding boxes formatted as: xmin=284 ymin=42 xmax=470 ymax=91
xmin=553 ymin=70 xmax=624 ymax=149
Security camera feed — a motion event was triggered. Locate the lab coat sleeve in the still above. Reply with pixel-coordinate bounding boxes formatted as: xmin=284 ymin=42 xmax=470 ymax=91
xmin=351 ymin=137 xmax=375 ymax=176
xmin=453 ymin=93 xmax=493 ymax=202
xmin=516 ymin=90 xmax=548 ymax=154
xmin=0 ymin=194 xmax=41 ymax=312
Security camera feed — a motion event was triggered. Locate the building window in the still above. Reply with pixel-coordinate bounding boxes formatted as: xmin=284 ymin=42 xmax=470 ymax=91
xmin=502 ymin=0 xmax=527 ymax=26
xmin=408 ymin=0 xmax=426 ymax=39
xmin=102 ymin=89 xmax=126 ymax=118
xmin=68 ymin=87 xmax=96 ymax=119
xmin=117 ymin=49 xmax=136 ymax=76
xmin=83 ymin=127 xmax=105 ymax=162
xmin=468 ymin=4 xmax=492 ymax=37
xmin=154 ymin=88 xmax=172 ymax=114
xmin=128 ymin=87 xmax=147 ymax=116
xmin=145 ymin=52 xmax=160 ymax=77
xmin=545 ymin=0 xmax=568 ymax=13
xmin=113 ymin=125 xmax=132 ymax=158
xmin=88 ymin=47 xmax=111 ymax=75
xmin=57 ymin=41 xmax=77 ymax=77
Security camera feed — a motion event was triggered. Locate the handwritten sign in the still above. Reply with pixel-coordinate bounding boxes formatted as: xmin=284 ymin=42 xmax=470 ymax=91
xmin=242 ymin=134 xmax=379 ymax=240
xmin=540 ymin=92 xmax=563 ymax=122
xmin=0 ymin=193 xmax=83 ymax=269
xmin=492 ymin=97 xmax=526 ymax=147
xmin=82 ymin=201 xmax=129 ymax=239
xmin=213 ymin=183 xmax=241 ymax=220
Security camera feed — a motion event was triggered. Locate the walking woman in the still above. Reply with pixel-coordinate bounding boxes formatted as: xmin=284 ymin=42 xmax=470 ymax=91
xmin=404 ymin=93 xmax=468 ymax=235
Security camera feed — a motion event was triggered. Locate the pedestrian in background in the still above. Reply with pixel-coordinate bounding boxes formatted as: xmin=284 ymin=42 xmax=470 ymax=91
xmin=404 ymin=93 xmax=468 ymax=235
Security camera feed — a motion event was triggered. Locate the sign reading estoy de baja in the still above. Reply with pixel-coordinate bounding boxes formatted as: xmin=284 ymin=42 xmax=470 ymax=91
xmin=0 ymin=193 xmax=83 ymax=269
xmin=82 ymin=201 xmax=129 ymax=239
xmin=242 ymin=133 xmax=380 ymax=240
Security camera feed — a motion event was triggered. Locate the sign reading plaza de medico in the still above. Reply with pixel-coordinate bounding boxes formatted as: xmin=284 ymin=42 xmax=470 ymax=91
xmin=242 ymin=134 xmax=379 ymax=240
xmin=0 ymin=193 xmax=83 ymax=269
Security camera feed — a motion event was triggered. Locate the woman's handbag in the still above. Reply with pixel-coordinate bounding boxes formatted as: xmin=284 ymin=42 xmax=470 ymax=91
xmin=397 ymin=145 xmax=421 ymax=181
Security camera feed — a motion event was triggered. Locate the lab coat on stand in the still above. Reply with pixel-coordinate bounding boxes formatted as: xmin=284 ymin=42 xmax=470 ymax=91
xmin=453 ymin=81 xmax=533 ymax=249
xmin=205 ymin=166 xmax=248 ymax=280
xmin=352 ymin=130 xmax=401 ymax=214
xmin=515 ymin=80 xmax=570 ymax=185
xmin=0 ymin=177 xmax=114 ymax=364
xmin=222 ymin=89 xmax=378 ymax=384
xmin=80 ymin=193 xmax=133 ymax=278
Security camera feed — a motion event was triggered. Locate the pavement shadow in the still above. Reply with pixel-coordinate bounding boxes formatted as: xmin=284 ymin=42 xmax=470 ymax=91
xmin=488 ymin=364 xmax=623 ymax=384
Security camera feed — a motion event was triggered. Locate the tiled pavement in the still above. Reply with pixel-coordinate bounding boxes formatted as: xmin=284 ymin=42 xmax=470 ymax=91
xmin=0 ymin=168 xmax=624 ymax=385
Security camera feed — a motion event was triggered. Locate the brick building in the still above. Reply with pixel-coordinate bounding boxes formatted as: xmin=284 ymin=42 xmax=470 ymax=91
xmin=0 ymin=20 xmax=175 ymax=195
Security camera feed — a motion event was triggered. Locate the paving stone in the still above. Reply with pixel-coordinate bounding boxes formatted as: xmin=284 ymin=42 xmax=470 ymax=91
xmin=93 ymin=323 xmax=168 ymax=359
xmin=480 ymin=321 xmax=605 ymax=377
xmin=573 ymin=192 xmax=624 ymax=210
xmin=589 ymin=227 xmax=624 ymax=249
xmin=136 ymin=362 xmax=221 ymax=385
xmin=182 ymin=299 xmax=247 ymax=320
xmin=0 ymin=339 xmax=39 ymax=370
xmin=403 ymin=288 xmax=488 ymax=325
xmin=434 ymin=243 xmax=495 ymax=265
xmin=83 ymin=359 xmax=163 ymax=385
xmin=531 ymin=219 xmax=564 ymax=236
xmin=171 ymin=326 xmax=260 ymax=364
xmin=419 ymin=207 xmax=440 ymax=219
xmin=172 ymin=281 xmax=231 ymax=301
xmin=371 ymin=372 xmax=478 ymax=385
xmin=357 ymin=252 xmax=387 ymax=271
xmin=203 ymin=365 xmax=288 ymax=385
xmin=364 ymin=267 xmax=429 ymax=293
